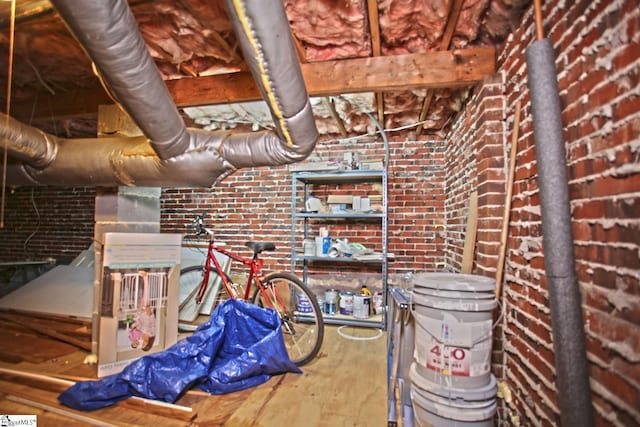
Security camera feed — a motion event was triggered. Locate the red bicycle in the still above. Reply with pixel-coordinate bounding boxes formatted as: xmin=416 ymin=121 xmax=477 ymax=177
xmin=179 ymin=213 xmax=324 ymax=366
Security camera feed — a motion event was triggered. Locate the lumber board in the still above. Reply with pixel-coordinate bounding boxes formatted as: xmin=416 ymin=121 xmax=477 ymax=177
xmin=0 ymin=320 xmax=79 ymax=363
xmin=461 ymin=191 xmax=479 ymax=273
xmin=0 ymin=313 xmax=91 ymax=351
xmin=0 ymin=368 xmax=196 ymax=423
xmin=12 ymin=48 xmax=495 ymax=120
xmin=0 ymin=308 xmax=91 ymax=326
xmin=0 ymin=310 xmax=90 ymax=337
xmin=496 ymin=101 xmax=522 ymax=298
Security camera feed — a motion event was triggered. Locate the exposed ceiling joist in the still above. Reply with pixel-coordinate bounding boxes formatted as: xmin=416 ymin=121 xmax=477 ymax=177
xmin=9 ymin=47 xmax=494 ymax=122
xmin=324 ymin=97 xmax=348 ymax=138
xmin=416 ymin=0 xmax=464 ymax=138
xmin=366 ymin=0 xmax=384 ymax=126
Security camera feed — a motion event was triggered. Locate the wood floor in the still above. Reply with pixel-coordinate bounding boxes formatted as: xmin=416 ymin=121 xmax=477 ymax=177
xmin=0 ymin=324 xmax=388 ymax=426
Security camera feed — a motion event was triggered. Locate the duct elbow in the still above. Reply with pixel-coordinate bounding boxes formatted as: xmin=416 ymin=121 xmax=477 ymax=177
xmin=0 ymin=113 xmax=58 ymax=168
xmin=218 ymin=100 xmax=319 ymax=169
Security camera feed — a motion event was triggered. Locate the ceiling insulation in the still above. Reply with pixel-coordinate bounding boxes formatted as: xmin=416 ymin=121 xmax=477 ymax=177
xmin=0 ymin=0 xmax=530 ymax=140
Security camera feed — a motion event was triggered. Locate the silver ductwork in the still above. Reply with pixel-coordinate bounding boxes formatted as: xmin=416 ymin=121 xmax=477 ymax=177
xmin=0 ymin=0 xmax=318 ymax=187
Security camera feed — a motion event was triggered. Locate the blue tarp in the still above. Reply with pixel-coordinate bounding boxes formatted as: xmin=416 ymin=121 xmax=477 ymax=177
xmin=59 ymin=299 xmax=301 ymax=411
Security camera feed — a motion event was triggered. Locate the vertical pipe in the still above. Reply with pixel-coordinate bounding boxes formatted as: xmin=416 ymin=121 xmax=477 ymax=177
xmin=526 ymin=39 xmax=594 ymax=426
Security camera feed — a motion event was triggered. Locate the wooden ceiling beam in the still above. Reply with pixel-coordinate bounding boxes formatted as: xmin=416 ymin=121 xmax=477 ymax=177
xmin=10 ymin=47 xmax=495 ymax=121
xmin=366 ymin=0 xmax=384 ymax=127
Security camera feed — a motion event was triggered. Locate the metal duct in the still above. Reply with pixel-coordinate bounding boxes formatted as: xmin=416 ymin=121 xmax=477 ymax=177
xmin=526 ymin=38 xmax=594 ymax=426
xmin=1 ymin=0 xmax=318 ymax=187
xmin=0 ymin=114 xmax=57 ymax=168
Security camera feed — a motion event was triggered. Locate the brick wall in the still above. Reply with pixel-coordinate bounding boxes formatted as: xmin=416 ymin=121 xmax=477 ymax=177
xmin=0 ymin=187 xmax=96 ymax=262
xmin=445 ymin=75 xmax=507 ymax=275
xmin=457 ymin=0 xmax=640 ymax=425
xmin=445 ymin=73 xmax=509 ymax=390
xmin=161 ymin=137 xmax=448 ymax=278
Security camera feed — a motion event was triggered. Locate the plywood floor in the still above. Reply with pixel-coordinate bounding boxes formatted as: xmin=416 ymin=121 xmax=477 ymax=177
xmin=0 ymin=325 xmax=388 ymax=426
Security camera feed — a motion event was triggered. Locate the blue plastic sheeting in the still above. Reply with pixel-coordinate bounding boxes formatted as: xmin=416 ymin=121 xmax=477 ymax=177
xmin=59 ymin=299 xmax=301 ymax=411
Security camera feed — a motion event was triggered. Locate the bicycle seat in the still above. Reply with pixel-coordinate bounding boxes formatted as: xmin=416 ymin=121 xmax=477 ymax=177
xmin=245 ymin=241 xmax=276 ymax=254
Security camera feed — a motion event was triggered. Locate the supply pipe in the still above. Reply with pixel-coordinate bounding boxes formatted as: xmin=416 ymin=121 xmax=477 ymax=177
xmin=0 ymin=0 xmax=318 ymax=187
xmin=525 ymin=29 xmax=594 ymax=427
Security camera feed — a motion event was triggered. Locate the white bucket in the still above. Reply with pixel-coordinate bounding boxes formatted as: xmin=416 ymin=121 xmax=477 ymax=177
xmin=353 ymin=294 xmax=371 ymax=319
xmin=410 ymin=362 xmax=497 ymax=427
xmin=413 ymin=273 xmax=497 ymax=293
xmin=412 ymin=273 xmax=497 ymax=389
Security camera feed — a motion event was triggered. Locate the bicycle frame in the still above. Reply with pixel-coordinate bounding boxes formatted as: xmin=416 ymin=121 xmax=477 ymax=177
xmin=185 ymin=214 xmax=324 ymax=366
xmin=195 ymin=235 xmax=255 ymax=302
xmin=194 ymin=232 xmax=285 ymax=314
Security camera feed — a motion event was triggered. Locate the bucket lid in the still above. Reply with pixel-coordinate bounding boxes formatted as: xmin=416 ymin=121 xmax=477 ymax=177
xmin=413 ymin=286 xmax=495 ymax=300
xmin=412 ymin=291 xmax=498 ymax=312
xmin=410 ymin=362 xmax=497 ymax=401
xmin=411 ymin=388 xmax=497 ymax=422
xmin=412 ymin=385 xmax=496 ymax=410
xmin=413 ymin=273 xmax=496 ymax=293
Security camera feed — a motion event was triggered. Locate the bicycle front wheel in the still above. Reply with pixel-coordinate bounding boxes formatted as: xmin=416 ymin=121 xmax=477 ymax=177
xmin=179 ymin=265 xmax=223 ymax=312
xmin=252 ymin=272 xmax=324 ymax=366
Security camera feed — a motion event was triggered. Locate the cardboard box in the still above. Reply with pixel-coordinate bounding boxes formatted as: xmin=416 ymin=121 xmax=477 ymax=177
xmin=97 ymin=233 xmax=181 ymax=377
xmin=327 ymin=195 xmax=354 ymax=204
xmin=359 ymin=160 xmax=384 ymax=170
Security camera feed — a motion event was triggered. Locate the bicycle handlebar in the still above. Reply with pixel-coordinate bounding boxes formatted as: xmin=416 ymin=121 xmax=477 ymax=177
xmin=188 ymin=212 xmax=226 ymax=237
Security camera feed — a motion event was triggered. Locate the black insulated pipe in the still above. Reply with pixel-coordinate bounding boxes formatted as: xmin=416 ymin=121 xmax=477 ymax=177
xmin=50 ymin=0 xmax=190 ymax=160
xmin=526 ymin=38 xmax=594 ymax=427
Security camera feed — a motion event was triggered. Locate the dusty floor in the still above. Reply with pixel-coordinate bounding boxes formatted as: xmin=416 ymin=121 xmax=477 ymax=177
xmin=0 ymin=323 xmax=388 ymax=426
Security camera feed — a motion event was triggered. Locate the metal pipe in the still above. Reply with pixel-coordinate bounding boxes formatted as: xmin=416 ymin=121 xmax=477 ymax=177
xmin=50 ymin=0 xmax=190 ymax=161
xmin=526 ymin=38 xmax=594 ymax=427
xmin=0 ymin=114 xmax=57 ymax=168
xmin=1 ymin=0 xmax=319 ymax=187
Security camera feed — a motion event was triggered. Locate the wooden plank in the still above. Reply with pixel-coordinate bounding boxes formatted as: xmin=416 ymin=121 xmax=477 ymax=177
xmin=461 ymin=191 xmax=479 ymax=274
xmin=2 ymin=385 xmax=130 ymax=427
xmin=0 ymin=313 xmax=92 ymax=351
xmin=366 ymin=0 xmax=385 ymax=125
xmin=7 ymin=395 xmax=120 ymax=427
xmin=301 ymin=48 xmax=495 ymax=96
xmin=0 ymin=320 xmax=79 ymax=363
xmin=11 ymin=48 xmax=495 ymax=121
xmin=0 ymin=368 xmax=196 ymax=422
xmin=0 ymin=308 xmax=92 ymax=326
xmin=324 ymin=97 xmax=347 ymax=137
xmin=0 ymin=311 xmax=91 ymax=337
xmin=0 ymin=379 xmax=186 ymax=427
xmin=439 ymin=0 xmax=465 ymax=51
xmin=496 ymin=101 xmax=522 ymax=298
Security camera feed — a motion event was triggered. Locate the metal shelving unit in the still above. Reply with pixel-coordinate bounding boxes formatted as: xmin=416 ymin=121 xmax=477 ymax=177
xmin=290 ymin=169 xmax=389 ymax=328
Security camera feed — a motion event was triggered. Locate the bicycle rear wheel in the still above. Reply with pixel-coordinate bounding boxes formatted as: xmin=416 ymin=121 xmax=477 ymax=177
xmin=252 ymin=272 xmax=324 ymax=366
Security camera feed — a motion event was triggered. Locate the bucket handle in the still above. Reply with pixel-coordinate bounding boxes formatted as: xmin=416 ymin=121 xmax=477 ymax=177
xmin=408 ymin=293 xmax=504 ymax=346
